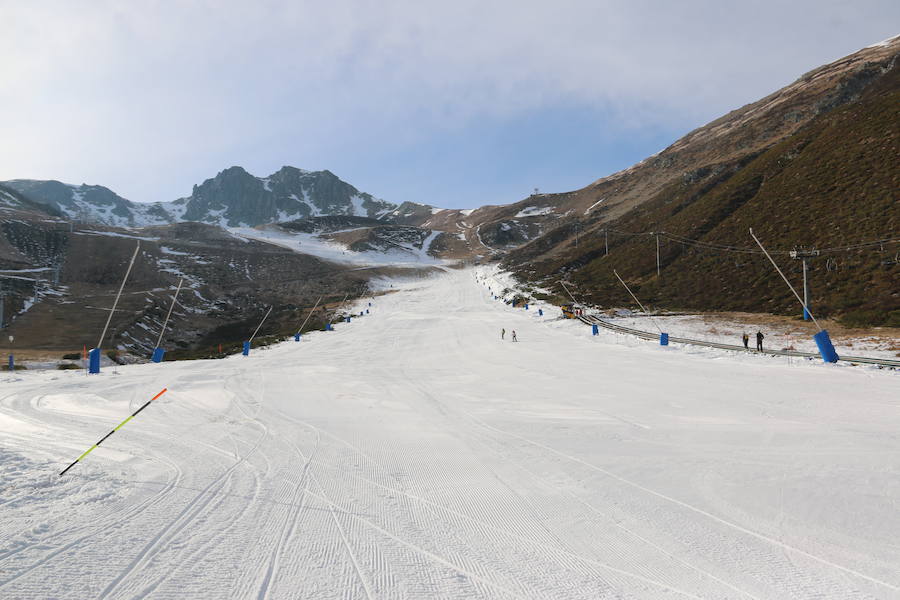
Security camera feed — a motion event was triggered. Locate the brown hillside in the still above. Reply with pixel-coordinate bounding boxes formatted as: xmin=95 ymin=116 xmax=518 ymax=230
xmin=503 ymin=37 xmax=899 ymax=327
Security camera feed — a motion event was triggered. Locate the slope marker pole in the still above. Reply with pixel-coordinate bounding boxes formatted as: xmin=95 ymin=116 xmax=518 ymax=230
xmin=613 ymin=270 xmax=666 ymax=341
xmin=749 ymin=229 xmax=838 ymax=362
xmin=152 ymin=279 xmax=183 ymax=362
xmin=296 ymin=295 xmax=322 ymax=336
xmin=155 ymin=278 xmax=183 ymax=349
xmin=750 ymin=230 xmax=820 ymax=329
xmin=249 ymin=306 xmax=273 ymax=343
xmin=59 ymin=388 xmax=168 ymax=476
xmin=97 ymin=242 xmax=140 ymax=349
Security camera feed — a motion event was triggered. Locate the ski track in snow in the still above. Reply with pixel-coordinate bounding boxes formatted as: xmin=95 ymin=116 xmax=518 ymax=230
xmin=1 ymin=267 xmax=898 ymax=599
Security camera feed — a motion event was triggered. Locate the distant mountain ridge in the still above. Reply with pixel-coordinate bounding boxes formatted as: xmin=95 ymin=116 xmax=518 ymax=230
xmin=3 ymin=166 xmax=435 ymax=228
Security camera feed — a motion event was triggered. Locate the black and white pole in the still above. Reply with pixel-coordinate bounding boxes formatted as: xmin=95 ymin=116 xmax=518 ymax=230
xmin=152 ymin=278 xmax=183 ymax=363
xmin=613 ymin=269 xmax=668 ymax=346
xmin=750 ymin=229 xmax=838 ymax=363
xmin=244 ymin=306 xmax=273 ymax=356
xmin=59 ymin=388 xmax=168 ymax=476
xmin=91 ymin=242 xmax=140 ymax=374
xmin=295 ymin=295 xmax=322 ymax=341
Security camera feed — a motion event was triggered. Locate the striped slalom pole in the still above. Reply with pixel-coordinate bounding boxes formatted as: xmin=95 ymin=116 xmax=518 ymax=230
xmin=59 ymin=388 xmax=168 ymax=476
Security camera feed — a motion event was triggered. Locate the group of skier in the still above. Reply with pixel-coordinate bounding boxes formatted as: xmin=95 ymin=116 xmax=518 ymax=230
xmin=742 ymin=330 xmax=765 ymax=351
xmin=500 ymin=328 xmax=518 ymax=342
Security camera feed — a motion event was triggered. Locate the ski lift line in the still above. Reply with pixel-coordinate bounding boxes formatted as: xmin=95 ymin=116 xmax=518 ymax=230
xmin=97 ymin=242 xmax=140 ymax=349
xmin=612 ymin=270 xmax=664 ymax=334
xmin=605 ymin=228 xmax=899 ymax=256
xmin=297 ymin=295 xmax=323 ymax=334
xmin=749 ymin=229 xmax=823 ymax=331
xmin=59 ymin=388 xmax=168 ymax=477
xmin=249 ymin=306 xmax=274 ymax=343
xmin=154 ymin=278 xmax=183 ymax=349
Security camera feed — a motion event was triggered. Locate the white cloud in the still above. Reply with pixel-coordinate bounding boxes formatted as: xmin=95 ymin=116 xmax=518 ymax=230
xmin=0 ymin=0 xmax=897 ymax=203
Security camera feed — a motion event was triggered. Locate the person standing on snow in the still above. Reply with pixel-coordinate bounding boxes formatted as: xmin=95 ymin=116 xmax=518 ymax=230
xmin=511 ymin=330 xmax=518 ymax=342
xmin=756 ymin=330 xmax=764 ymax=351
xmin=501 ymin=328 xmax=506 ymax=340
xmin=742 ymin=332 xmax=749 ymax=349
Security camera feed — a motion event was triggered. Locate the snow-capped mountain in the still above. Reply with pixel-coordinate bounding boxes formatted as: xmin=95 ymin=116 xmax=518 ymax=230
xmin=2 ymin=166 xmax=430 ymax=228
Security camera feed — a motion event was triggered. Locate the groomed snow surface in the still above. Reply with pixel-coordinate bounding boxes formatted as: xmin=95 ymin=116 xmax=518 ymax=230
xmin=1 ymin=268 xmax=898 ymax=599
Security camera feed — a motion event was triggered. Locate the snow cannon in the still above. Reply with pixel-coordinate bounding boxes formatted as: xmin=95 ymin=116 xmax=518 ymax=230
xmin=151 ymin=347 xmax=165 ymax=363
xmin=660 ymin=333 xmax=669 ymax=346
xmin=88 ymin=348 xmax=101 ymax=374
xmin=242 ymin=341 xmax=250 ymax=356
xmin=592 ymin=324 xmax=599 ymax=336
xmin=813 ymin=330 xmax=839 ymax=363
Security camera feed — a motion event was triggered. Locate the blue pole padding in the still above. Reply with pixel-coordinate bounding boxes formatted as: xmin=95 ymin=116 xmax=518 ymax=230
xmin=242 ymin=341 xmax=250 ymax=356
xmin=366 ymin=309 xmax=369 ymax=314
xmin=325 ymin=323 xmax=333 ymax=331
xmin=294 ymin=333 xmax=301 ymax=341
xmin=346 ymin=316 xmax=351 ymax=323
xmin=592 ymin=324 xmax=599 ymax=336
xmin=525 ymin=304 xmax=529 ymax=310
xmin=151 ymin=347 xmax=165 ymax=363
xmin=803 ymin=307 xmax=811 ymax=321
xmin=368 ymin=302 xmax=372 ymax=306
xmin=660 ymin=333 xmax=669 ymax=346
xmin=813 ymin=330 xmax=839 ymax=363
xmin=7 ymin=354 xmax=12 ymax=371
xmin=89 ymin=348 xmax=101 ymax=374
xmin=538 ymin=308 xmax=543 ymax=316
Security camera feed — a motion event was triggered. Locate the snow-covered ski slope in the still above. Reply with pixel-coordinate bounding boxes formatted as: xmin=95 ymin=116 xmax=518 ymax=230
xmin=1 ymin=268 xmax=898 ymax=599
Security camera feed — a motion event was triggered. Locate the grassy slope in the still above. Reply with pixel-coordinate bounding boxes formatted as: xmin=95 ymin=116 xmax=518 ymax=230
xmin=510 ymin=66 xmax=898 ymax=326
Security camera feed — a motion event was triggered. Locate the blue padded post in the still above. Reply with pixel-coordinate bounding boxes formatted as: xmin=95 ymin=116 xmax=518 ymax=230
xmin=813 ymin=330 xmax=839 ymax=363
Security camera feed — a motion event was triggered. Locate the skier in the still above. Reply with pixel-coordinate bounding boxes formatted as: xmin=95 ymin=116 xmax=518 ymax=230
xmin=511 ymin=330 xmax=518 ymax=342
xmin=742 ymin=333 xmax=749 ymax=349
xmin=501 ymin=328 xmax=506 ymax=340
xmin=756 ymin=330 xmax=764 ymax=352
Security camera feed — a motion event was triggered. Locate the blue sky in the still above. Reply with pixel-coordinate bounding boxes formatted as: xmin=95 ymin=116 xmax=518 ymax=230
xmin=1 ymin=1 xmax=898 ymax=209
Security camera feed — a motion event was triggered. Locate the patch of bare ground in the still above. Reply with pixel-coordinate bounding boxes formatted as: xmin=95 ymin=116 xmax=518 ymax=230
xmin=699 ymin=311 xmax=900 ymax=355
